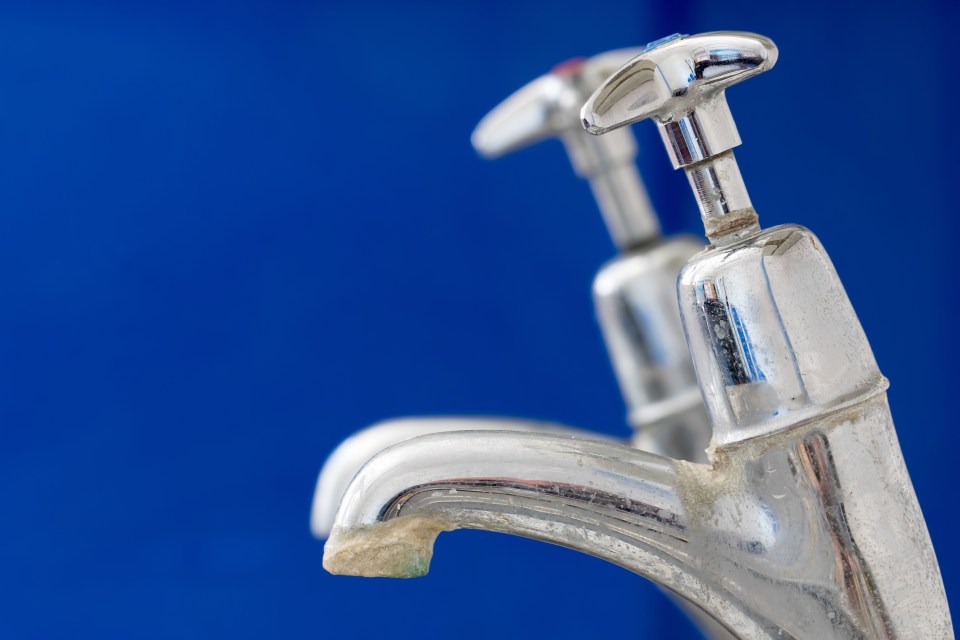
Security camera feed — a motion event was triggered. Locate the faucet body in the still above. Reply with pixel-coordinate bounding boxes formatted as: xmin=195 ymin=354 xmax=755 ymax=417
xmin=593 ymin=235 xmax=708 ymax=458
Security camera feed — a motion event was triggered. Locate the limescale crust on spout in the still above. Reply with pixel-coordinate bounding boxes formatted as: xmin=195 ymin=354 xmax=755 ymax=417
xmin=323 ymin=515 xmax=456 ymax=578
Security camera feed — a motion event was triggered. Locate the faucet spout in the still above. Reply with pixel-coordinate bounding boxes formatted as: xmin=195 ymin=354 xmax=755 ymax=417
xmin=323 ymin=430 xmax=691 ymax=581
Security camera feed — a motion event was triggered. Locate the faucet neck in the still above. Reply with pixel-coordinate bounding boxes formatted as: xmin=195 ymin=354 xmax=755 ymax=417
xmin=654 ymin=96 xmax=759 ymax=246
xmin=683 ymin=152 xmax=758 ymax=246
xmin=561 ymin=127 xmax=660 ymax=250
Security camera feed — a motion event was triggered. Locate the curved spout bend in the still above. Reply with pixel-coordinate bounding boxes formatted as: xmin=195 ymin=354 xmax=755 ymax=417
xmin=325 ymin=429 xmax=759 ymax=631
xmin=311 ymin=417 xmax=619 ymax=539
xmin=324 ymin=396 xmax=951 ymax=639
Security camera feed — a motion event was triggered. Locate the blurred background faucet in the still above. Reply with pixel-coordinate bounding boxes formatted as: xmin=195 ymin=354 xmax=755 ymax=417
xmin=311 ymin=47 xmax=712 ymax=541
xmin=323 ymin=32 xmax=952 ymax=638
xmin=471 ymin=48 xmax=710 ymax=461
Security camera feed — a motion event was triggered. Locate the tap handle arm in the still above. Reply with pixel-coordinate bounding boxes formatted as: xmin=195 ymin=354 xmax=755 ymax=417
xmin=472 ymin=48 xmax=662 ymax=249
xmin=582 ymin=32 xmax=777 ymax=243
xmin=471 ymin=49 xmax=643 ymax=159
xmin=581 ymin=32 xmax=777 ymax=168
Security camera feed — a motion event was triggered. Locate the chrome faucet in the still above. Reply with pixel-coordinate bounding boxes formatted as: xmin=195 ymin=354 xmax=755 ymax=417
xmin=322 ymin=32 xmax=952 ymax=638
xmin=312 ymin=47 xmax=712 ymax=540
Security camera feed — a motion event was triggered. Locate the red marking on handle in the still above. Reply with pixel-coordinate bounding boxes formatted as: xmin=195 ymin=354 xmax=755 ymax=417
xmin=551 ymin=57 xmax=587 ymax=77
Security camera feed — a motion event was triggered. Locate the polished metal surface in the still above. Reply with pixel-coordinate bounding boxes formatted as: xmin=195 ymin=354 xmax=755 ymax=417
xmin=581 ymin=32 xmax=776 ymax=244
xmin=591 ymin=236 xmax=708 ymax=459
xmin=679 ymin=224 xmax=884 ymax=446
xmin=322 ymin=31 xmax=952 ymax=638
xmin=579 ymin=32 xmax=776 ymax=163
xmin=579 ymin=32 xmax=885 ymax=445
xmin=684 ymin=151 xmax=757 ymax=244
xmin=324 ymin=224 xmax=953 ymax=634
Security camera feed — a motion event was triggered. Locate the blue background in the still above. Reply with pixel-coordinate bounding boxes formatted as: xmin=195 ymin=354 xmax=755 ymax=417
xmin=1 ymin=1 xmax=957 ymax=638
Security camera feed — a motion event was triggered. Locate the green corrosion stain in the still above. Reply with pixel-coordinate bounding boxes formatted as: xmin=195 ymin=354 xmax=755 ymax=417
xmin=399 ymin=550 xmax=430 ymax=578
